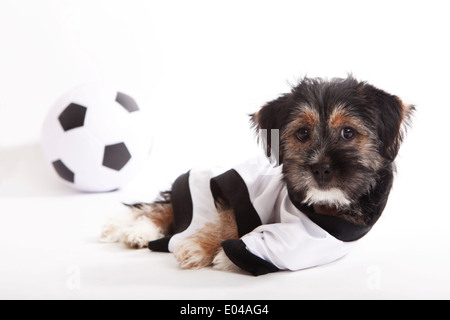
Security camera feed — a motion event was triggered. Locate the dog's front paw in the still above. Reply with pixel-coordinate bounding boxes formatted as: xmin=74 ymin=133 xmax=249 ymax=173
xmin=100 ymin=224 xmax=120 ymax=243
xmin=212 ymin=248 xmax=242 ymax=273
xmin=121 ymin=216 xmax=164 ymax=249
xmin=173 ymin=237 xmax=217 ymax=270
xmin=100 ymin=210 xmax=135 ymax=243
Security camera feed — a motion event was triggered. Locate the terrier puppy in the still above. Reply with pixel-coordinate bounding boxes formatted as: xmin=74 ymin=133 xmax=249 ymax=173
xmin=101 ymin=76 xmax=413 ymax=276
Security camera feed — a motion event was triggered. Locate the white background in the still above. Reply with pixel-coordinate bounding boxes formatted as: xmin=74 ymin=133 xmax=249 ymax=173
xmin=0 ymin=0 xmax=449 ymax=300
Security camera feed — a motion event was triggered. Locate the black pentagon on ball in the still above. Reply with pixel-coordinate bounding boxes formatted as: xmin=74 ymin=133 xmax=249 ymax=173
xmin=58 ymin=103 xmax=87 ymax=131
xmin=115 ymin=92 xmax=139 ymax=113
xmin=52 ymin=160 xmax=75 ymax=183
xmin=102 ymin=142 xmax=132 ymax=171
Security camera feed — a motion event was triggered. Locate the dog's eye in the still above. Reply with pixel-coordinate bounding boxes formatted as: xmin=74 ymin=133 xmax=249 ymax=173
xmin=295 ymin=128 xmax=310 ymax=142
xmin=341 ymin=127 xmax=356 ymax=141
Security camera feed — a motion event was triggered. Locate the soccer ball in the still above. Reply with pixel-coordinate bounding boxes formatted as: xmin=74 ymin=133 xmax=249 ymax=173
xmin=41 ymin=84 xmax=152 ymax=192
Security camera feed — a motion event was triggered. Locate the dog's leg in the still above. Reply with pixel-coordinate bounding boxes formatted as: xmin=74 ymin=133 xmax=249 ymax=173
xmin=122 ymin=202 xmax=174 ymax=248
xmin=100 ymin=193 xmax=174 ymax=249
xmin=100 ymin=207 xmax=139 ymax=244
xmin=173 ymin=206 xmax=238 ymax=269
xmin=212 ymin=248 xmax=242 ymax=273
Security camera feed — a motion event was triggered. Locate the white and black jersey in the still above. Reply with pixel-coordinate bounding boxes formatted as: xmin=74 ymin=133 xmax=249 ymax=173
xmin=148 ymin=157 xmax=385 ymax=276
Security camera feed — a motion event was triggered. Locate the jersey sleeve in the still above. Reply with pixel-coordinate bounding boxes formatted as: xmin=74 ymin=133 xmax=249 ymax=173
xmin=221 ymin=215 xmax=357 ymax=276
xmin=210 ymin=157 xmax=285 ymax=237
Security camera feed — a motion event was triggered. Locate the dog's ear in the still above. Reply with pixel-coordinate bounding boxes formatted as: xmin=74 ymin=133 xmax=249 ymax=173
xmin=250 ymin=93 xmax=293 ymax=164
xmin=360 ymin=84 xmax=415 ymax=162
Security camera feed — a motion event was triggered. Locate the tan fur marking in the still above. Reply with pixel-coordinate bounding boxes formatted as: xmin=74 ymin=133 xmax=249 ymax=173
xmin=174 ymin=206 xmax=238 ymax=269
xmin=329 ymin=109 xmax=365 ymax=132
xmin=285 ymin=107 xmax=320 ymax=135
xmin=282 ymin=107 xmax=320 ymax=155
xmin=134 ymin=203 xmax=174 ymax=236
xmin=302 ymin=109 xmax=320 ymax=127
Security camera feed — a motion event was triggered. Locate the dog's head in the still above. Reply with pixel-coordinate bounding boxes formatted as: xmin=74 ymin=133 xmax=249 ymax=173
xmin=251 ymin=76 xmax=414 ymax=216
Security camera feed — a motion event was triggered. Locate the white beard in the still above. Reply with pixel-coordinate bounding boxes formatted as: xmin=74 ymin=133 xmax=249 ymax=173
xmin=303 ymin=187 xmax=351 ymax=208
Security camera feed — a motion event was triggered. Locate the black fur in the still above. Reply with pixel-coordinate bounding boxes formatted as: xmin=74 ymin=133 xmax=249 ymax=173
xmin=251 ymin=76 xmax=414 ymax=225
xmin=123 ymin=191 xmax=172 ymax=209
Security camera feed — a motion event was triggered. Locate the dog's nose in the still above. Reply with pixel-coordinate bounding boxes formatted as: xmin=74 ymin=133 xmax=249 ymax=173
xmin=311 ymin=163 xmax=333 ymax=184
